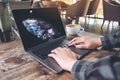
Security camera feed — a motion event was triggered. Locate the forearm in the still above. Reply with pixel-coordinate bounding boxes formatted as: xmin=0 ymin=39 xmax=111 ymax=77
xmin=101 ymin=31 xmax=120 ymax=48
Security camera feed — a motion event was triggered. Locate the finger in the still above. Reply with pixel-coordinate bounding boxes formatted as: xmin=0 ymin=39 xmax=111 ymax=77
xmin=56 ymin=47 xmax=68 ymax=55
xmin=68 ymin=37 xmax=84 ymax=46
xmin=48 ymin=53 xmax=57 ymax=59
xmin=48 ymin=53 xmax=62 ymax=64
xmin=51 ymin=47 xmax=61 ymax=53
xmin=75 ymin=44 xmax=87 ymax=49
xmin=51 ymin=47 xmax=65 ymax=57
xmin=68 ymin=40 xmax=81 ymax=46
xmin=68 ymin=38 xmax=78 ymax=46
xmin=63 ymin=47 xmax=73 ymax=53
xmin=68 ymin=37 xmax=79 ymax=44
xmin=62 ymin=48 xmax=77 ymax=56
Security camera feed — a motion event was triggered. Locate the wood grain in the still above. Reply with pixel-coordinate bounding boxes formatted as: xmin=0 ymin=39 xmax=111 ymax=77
xmin=0 ymin=40 xmax=73 ymax=80
xmin=0 ymin=39 xmax=119 ymax=80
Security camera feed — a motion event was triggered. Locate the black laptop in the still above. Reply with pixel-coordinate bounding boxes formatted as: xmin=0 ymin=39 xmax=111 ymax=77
xmin=12 ymin=7 xmax=93 ymax=73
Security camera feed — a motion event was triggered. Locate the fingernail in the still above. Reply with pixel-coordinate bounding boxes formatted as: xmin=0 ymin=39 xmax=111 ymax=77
xmin=75 ymin=45 xmax=79 ymax=48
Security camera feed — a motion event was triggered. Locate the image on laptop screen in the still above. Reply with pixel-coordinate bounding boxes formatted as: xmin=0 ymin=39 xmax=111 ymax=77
xmin=22 ymin=18 xmax=61 ymax=41
xmin=12 ymin=8 xmax=66 ymax=50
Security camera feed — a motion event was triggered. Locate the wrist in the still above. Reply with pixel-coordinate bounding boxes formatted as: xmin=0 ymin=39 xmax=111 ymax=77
xmin=95 ymin=38 xmax=102 ymax=47
xmin=67 ymin=60 xmax=77 ymax=71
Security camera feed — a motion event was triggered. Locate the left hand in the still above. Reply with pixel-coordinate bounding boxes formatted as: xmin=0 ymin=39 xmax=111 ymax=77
xmin=68 ymin=37 xmax=101 ymax=49
xmin=48 ymin=47 xmax=77 ymax=71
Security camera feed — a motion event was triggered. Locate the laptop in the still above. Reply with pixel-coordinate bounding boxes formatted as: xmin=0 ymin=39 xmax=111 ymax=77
xmin=12 ymin=7 xmax=93 ymax=73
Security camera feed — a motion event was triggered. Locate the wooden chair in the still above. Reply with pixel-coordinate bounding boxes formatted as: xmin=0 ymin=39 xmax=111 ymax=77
xmin=87 ymin=0 xmax=100 ymax=17
xmin=85 ymin=0 xmax=100 ymax=27
xmin=65 ymin=0 xmax=91 ymax=24
xmin=101 ymin=0 xmax=120 ymax=32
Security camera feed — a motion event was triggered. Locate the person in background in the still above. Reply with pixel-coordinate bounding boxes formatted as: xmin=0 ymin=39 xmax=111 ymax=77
xmin=31 ymin=0 xmax=57 ymax=8
xmin=30 ymin=0 xmax=42 ymax=8
xmin=48 ymin=31 xmax=120 ymax=80
xmin=31 ymin=0 xmax=68 ymax=12
xmin=31 ymin=0 xmax=68 ymax=18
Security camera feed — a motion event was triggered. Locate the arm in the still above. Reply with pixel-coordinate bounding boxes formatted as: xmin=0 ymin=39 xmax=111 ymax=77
xmin=71 ymin=55 xmax=120 ymax=80
xmin=101 ymin=31 xmax=120 ymax=48
xmin=48 ymin=31 xmax=120 ymax=80
xmin=71 ymin=60 xmax=92 ymax=80
xmin=68 ymin=37 xmax=102 ymax=49
xmin=48 ymin=47 xmax=93 ymax=80
xmin=68 ymin=31 xmax=120 ymax=49
xmin=49 ymin=47 xmax=78 ymax=71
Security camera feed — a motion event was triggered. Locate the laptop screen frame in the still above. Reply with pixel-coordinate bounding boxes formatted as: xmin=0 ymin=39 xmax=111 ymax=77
xmin=12 ymin=7 xmax=66 ymax=51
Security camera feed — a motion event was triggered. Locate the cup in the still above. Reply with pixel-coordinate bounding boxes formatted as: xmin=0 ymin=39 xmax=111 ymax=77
xmin=66 ymin=24 xmax=84 ymax=36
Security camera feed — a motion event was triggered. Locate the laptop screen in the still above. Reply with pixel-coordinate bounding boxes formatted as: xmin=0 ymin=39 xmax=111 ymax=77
xmin=12 ymin=8 xmax=66 ymax=50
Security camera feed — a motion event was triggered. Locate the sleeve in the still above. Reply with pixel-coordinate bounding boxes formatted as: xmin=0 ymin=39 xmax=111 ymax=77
xmin=101 ymin=31 xmax=120 ymax=48
xmin=71 ymin=56 xmax=120 ymax=80
xmin=71 ymin=60 xmax=93 ymax=80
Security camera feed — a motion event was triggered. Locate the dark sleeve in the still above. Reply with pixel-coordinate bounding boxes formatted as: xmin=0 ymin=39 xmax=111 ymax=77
xmin=101 ymin=31 xmax=120 ymax=48
xmin=71 ymin=60 xmax=92 ymax=80
xmin=71 ymin=56 xmax=120 ymax=80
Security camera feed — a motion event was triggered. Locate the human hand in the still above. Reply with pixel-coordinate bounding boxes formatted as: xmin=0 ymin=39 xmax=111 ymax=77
xmin=68 ymin=37 xmax=102 ymax=49
xmin=48 ymin=47 xmax=77 ymax=71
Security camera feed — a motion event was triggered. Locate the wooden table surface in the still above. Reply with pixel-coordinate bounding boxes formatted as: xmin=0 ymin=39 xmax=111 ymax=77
xmin=0 ymin=33 xmax=120 ymax=80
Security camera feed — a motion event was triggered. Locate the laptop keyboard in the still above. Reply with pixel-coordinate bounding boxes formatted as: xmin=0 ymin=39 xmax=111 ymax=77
xmin=32 ymin=40 xmax=63 ymax=60
xmin=31 ymin=36 xmax=92 ymax=60
xmin=32 ymin=37 xmax=75 ymax=60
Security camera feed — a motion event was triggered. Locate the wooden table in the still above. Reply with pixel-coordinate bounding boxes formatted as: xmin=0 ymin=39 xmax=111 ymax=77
xmin=0 ymin=32 xmax=120 ymax=80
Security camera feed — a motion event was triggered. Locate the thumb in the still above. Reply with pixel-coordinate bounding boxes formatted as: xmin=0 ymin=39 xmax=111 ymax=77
xmin=75 ymin=44 xmax=86 ymax=49
xmin=48 ymin=53 xmax=57 ymax=59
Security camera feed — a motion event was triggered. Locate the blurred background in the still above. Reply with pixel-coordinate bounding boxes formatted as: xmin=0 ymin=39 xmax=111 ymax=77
xmin=0 ymin=0 xmax=119 ymax=43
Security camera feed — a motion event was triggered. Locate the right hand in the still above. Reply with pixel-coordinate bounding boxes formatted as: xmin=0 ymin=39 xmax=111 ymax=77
xmin=68 ymin=37 xmax=102 ymax=49
xmin=48 ymin=47 xmax=77 ymax=71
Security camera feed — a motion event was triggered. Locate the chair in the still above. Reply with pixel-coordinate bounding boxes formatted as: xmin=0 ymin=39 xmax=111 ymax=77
xmin=101 ymin=0 xmax=120 ymax=32
xmin=87 ymin=0 xmax=100 ymax=17
xmin=65 ymin=0 xmax=91 ymax=24
xmin=85 ymin=0 xmax=100 ymax=26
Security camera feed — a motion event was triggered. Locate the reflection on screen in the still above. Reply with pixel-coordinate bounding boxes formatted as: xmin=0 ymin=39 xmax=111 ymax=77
xmin=22 ymin=19 xmax=61 ymax=41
